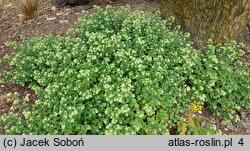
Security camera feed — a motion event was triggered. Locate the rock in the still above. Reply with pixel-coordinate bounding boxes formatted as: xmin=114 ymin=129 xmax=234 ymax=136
xmin=226 ymin=122 xmax=235 ymax=131
xmin=56 ymin=12 xmax=64 ymax=16
xmin=65 ymin=8 xmax=71 ymax=12
xmin=53 ymin=0 xmax=90 ymax=6
xmin=47 ymin=17 xmax=57 ymax=21
xmin=238 ymin=120 xmax=248 ymax=129
xmin=59 ymin=20 xmax=69 ymax=23
xmin=245 ymin=119 xmax=250 ymax=127
xmin=51 ymin=6 xmax=57 ymax=11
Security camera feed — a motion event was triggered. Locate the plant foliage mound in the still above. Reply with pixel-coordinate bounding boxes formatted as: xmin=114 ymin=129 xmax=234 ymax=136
xmin=0 ymin=6 xmax=249 ymax=134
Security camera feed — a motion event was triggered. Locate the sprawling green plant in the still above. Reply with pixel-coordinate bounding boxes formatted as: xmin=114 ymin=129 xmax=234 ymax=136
xmin=189 ymin=41 xmax=249 ymax=121
xmin=0 ymin=6 xmax=249 ymax=134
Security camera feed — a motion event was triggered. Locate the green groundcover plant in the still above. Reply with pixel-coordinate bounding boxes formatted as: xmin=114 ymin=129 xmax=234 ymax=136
xmin=0 ymin=6 xmax=249 ymax=134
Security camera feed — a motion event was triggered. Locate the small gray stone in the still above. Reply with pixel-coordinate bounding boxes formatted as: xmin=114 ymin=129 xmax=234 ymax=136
xmin=56 ymin=12 xmax=64 ymax=16
xmin=226 ymin=122 xmax=235 ymax=131
xmin=59 ymin=20 xmax=69 ymax=23
xmin=245 ymin=119 xmax=250 ymax=127
xmin=238 ymin=120 xmax=248 ymax=129
xmin=51 ymin=6 xmax=57 ymax=11
xmin=65 ymin=8 xmax=71 ymax=12
xmin=47 ymin=17 xmax=57 ymax=21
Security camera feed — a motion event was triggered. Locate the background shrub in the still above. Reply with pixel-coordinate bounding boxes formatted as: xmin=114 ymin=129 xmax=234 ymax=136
xmin=0 ymin=6 xmax=249 ymax=134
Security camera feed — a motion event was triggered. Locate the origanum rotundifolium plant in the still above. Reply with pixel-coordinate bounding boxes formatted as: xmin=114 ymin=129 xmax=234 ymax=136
xmin=0 ymin=6 xmax=249 ymax=134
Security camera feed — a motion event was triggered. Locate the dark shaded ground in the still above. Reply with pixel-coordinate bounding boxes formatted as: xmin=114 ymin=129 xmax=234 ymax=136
xmin=237 ymin=22 xmax=250 ymax=63
xmin=0 ymin=0 xmax=249 ymax=135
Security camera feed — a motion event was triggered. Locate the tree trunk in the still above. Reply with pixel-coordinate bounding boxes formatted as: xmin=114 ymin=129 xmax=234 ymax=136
xmin=160 ymin=0 xmax=250 ymax=49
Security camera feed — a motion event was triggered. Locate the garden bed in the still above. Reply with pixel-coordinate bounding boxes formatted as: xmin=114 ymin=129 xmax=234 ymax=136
xmin=0 ymin=0 xmax=249 ymax=135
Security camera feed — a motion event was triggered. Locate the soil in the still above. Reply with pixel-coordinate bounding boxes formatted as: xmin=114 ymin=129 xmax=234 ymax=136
xmin=0 ymin=0 xmax=249 ymax=135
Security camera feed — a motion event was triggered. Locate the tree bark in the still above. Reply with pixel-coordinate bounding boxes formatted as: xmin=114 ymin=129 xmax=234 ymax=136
xmin=160 ymin=0 xmax=250 ymax=49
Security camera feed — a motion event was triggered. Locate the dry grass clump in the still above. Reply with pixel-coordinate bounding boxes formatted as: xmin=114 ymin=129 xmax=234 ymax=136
xmin=19 ymin=0 xmax=39 ymax=23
